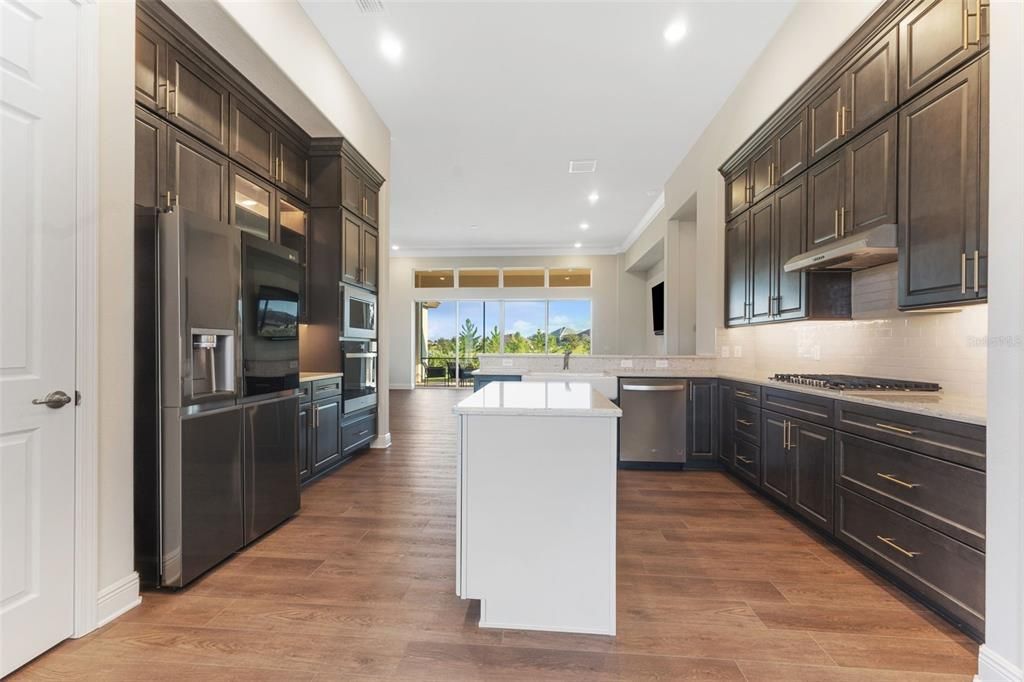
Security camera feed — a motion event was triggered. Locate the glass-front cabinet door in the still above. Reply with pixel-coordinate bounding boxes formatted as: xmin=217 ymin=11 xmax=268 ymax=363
xmin=278 ymin=196 xmax=308 ymax=321
xmin=230 ymin=166 xmax=273 ymax=240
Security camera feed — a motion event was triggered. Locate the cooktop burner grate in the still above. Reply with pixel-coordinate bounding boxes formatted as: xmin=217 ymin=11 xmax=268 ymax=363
xmin=771 ymin=373 xmax=942 ymax=392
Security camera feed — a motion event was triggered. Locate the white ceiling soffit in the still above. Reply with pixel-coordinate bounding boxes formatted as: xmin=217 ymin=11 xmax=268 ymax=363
xmin=300 ymin=0 xmax=797 ymax=254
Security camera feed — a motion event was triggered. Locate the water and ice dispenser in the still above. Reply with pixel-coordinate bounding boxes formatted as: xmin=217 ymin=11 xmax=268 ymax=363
xmin=189 ymin=328 xmax=236 ymax=399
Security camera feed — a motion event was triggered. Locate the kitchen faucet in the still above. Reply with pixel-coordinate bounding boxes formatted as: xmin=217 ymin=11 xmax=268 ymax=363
xmin=563 ymin=348 xmax=572 ymax=371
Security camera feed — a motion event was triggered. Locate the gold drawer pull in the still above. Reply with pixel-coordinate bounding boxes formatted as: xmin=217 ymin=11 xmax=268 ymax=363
xmin=735 ymin=390 xmax=755 ymax=399
xmin=736 ymin=456 xmax=754 ymax=465
xmin=876 ymin=536 xmax=920 ymax=559
xmin=736 ymin=419 xmax=754 ymax=427
xmin=875 ymin=422 xmax=916 ymax=436
xmin=876 ymin=472 xmax=920 ymax=489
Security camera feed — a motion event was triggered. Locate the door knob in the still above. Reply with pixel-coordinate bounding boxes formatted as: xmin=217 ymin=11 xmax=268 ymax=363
xmin=32 ymin=390 xmax=72 ymax=409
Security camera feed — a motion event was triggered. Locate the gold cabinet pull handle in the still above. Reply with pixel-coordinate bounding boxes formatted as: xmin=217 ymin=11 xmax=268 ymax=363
xmin=737 ymin=419 xmax=754 ymax=427
xmin=961 ymin=252 xmax=967 ymax=294
xmin=876 ymin=472 xmax=920 ymax=489
xmin=840 ymin=207 xmax=845 ymax=236
xmin=876 ymin=536 xmax=920 ymax=558
xmin=737 ymin=456 xmax=754 ymax=465
xmin=735 ymin=390 xmax=754 ymax=399
xmin=875 ymin=422 xmax=916 ymax=436
xmin=840 ymin=106 xmax=847 ymax=135
xmin=834 ymin=209 xmax=840 ymax=239
xmin=835 ymin=109 xmax=840 ymax=139
xmin=963 ymin=8 xmax=969 ymax=49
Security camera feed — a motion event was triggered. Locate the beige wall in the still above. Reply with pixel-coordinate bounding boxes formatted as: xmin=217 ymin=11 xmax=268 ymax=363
xmin=389 ymin=254 xmax=643 ymax=388
xmin=97 ymin=0 xmax=136 ymax=598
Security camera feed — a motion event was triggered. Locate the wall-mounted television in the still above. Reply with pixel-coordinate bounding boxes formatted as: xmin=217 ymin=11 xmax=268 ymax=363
xmin=651 ymin=282 xmax=665 ymax=336
xmin=256 ymin=285 xmax=299 ymax=339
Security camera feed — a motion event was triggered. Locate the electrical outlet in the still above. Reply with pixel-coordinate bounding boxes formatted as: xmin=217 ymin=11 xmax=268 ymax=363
xmin=620 ymin=359 xmax=634 ymax=368
xmin=720 ymin=346 xmax=731 ymax=358
xmin=733 ymin=345 xmax=742 ymax=358
xmin=502 ymin=359 xmax=514 ymax=367
xmin=656 ymin=359 xmax=669 ymax=368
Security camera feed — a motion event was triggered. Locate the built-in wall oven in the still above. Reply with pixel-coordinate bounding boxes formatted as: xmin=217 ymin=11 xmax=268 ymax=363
xmin=342 ymin=339 xmax=377 ymax=413
xmin=341 ymin=285 xmax=377 ymax=340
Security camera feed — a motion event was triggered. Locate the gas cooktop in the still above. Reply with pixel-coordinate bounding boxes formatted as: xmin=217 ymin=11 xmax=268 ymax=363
xmin=771 ymin=373 xmax=942 ymax=392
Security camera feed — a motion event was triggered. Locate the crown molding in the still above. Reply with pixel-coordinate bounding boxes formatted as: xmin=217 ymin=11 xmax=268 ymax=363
xmin=618 ymin=191 xmax=665 ymax=254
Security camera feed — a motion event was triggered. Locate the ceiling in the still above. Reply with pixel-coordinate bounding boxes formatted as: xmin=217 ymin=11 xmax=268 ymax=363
xmin=300 ymin=1 xmax=797 ymax=255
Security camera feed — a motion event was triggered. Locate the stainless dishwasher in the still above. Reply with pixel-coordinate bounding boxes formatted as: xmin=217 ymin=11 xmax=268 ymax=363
xmin=618 ymin=378 xmax=688 ymax=466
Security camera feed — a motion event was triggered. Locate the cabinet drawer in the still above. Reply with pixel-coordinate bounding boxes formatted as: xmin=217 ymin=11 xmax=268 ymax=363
xmin=837 ymin=432 xmax=985 ymax=550
xmin=733 ymin=438 xmax=760 ymax=486
xmin=836 ymin=488 xmax=984 ymax=637
xmin=311 ymin=376 xmax=342 ymax=401
xmin=343 ymin=414 xmax=376 ymax=454
xmin=727 ymin=381 xmax=762 ymax=406
xmin=733 ymin=403 xmax=761 ymax=444
xmin=763 ymin=387 xmax=835 ymax=426
xmin=835 ymin=401 xmax=985 ymax=470
xmin=298 ymin=382 xmax=312 ymax=404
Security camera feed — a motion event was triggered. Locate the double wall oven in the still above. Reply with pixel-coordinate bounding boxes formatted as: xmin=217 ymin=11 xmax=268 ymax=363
xmin=340 ymin=285 xmax=378 ymax=413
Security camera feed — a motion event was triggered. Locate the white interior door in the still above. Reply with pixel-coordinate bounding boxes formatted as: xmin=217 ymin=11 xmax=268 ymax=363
xmin=1 ymin=0 xmax=81 ymax=675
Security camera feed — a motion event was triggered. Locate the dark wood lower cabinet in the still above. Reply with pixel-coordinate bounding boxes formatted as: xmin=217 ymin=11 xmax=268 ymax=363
xmin=686 ymin=379 xmax=717 ymax=467
xmin=717 ymin=382 xmax=734 ymax=468
xmin=298 ymin=401 xmax=311 ymax=482
xmin=311 ymin=396 xmax=342 ymax=476
xmin=790 ymin=418 xmax=834 ymax=533
xmin=760 ymin=412 xmax=792 ymax=505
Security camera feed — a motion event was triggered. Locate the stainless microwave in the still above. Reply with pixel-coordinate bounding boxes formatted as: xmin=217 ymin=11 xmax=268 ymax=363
xmin=341 ymin=285 xmax=377 ymax=340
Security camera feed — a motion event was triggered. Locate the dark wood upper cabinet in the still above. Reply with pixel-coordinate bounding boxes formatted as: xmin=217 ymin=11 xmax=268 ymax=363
xmin=899 ymin=56 xmax=986 ymax=308
xmin=230 ymin=95 xmax=276 ymax=180
xmin=135 ymin=16 xmax=166 ymax=113
xmin=749 ymin=142 xmax=776 ymax=204
xmin=135 ymin=107 xmax=167 ymax=210
xmin=166 ymin=45 xmax=230 ymax=153
xmin=899 ymin=0 xmax=987 ymax=102
xmin=846 ymin=27 xmax=899 ymax=136
xmin=790 ymin=418 xmax=835 ymax=533
xmin=775 ymin=110 xmax=808 ymax=186
xmin=341 ymin=160 xmax=363 ymax=215
xmin=773 ymin=175 xmax=806 ymax=320
xmin=748 ymin=198 xmax=774 ymax=324
xmin=725 ymin=212 xmax=750 ymax=326
xmin=168 ymin=127 xmax=229 ymax=223
xmin=808 ymin=78 xmax=845 ymax=163
xmin=229 ymin=163 xmax=276 ymax=241
xmin=361 ymin=227 xmax=379 ymax=290
xmin=806 ymin=150 xmax=845 ymax=247
xmin=844 ymin=113 xmax=898 ymax=235
xmin=342 ymin=213 xmax=363 ymax=286
xmin=724 ymin=166 xmax=751 ymax=221
xmin=362 ymin=181 xmax=380 ymax=227
xmin=277 ymin=133 xmax=310 ymax=202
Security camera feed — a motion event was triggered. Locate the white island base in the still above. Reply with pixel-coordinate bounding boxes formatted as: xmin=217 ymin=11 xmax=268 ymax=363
xmin=454 ymin=381 xmax=622 ymax=636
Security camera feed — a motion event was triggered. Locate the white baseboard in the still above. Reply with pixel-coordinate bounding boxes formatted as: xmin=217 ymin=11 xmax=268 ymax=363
xmin=94 ymin=572 xmax=141 ymax=629
xmin=977 ymin=645 xmax=1024 ymax=682
xmin=370 ymin=432 xmax=392 ymax=449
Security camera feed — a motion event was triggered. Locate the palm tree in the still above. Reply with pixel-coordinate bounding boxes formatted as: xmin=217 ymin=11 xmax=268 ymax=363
xmin=458 ymin=318 xmax=481 ymax=359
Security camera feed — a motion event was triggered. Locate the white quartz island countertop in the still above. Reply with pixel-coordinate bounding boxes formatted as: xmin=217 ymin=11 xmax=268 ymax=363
xmin=454 ymin=380 xmax=622 ymax=418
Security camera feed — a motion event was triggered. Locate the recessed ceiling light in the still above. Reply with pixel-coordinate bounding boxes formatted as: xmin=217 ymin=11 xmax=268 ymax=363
xmin=470 ymin=224 xmax=479 ymax=230
xmin=587 ymin=191 xmax=600 ymax=205
xmin=573 ymin=242 xmax=582 ymax=249
xmin=579 ymin=222 xmax=590 ymax=231
xmin=380 ymin=33 xmax=403 ymax=63
xmin=568 ymin=159 xmax=597 ymax=174
xmin=664 ymin=20 xmax=687 ymax=45
xmin=391 ymin=244 xmax=400 ymax=251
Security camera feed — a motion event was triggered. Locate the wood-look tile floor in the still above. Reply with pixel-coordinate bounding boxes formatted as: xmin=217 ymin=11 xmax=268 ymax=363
xmin=13 ymin=389 xmax=979 ymax=680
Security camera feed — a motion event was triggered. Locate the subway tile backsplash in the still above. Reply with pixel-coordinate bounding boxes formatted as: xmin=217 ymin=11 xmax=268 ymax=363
xmin=716 ymin=265 xmax=988 ymax=403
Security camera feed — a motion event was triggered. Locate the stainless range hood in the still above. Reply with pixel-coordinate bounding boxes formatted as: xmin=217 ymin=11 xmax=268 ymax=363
xmin=784 ymin=223 xmax=898 ymax=273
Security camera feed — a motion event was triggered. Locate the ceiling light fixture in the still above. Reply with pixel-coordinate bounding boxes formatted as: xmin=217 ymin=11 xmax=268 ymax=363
xmin=663 ymin=20 xmax=687 ymax=45
xmin=391 ymin=244 xmax=400 ymax=251
xmin=579 ymin=222 xmax=590 ymax=231
xmin=573 ymin=242 xmax=582 ymax=249
xmin=587 ymin=191 xmax=600 ymax=205
xmin=380 ymin=33 xmax=403 ymax=63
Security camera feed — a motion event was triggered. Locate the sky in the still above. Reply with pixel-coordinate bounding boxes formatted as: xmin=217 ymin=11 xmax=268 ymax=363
xmin=422 ymin=300 xmax=591 ymax=341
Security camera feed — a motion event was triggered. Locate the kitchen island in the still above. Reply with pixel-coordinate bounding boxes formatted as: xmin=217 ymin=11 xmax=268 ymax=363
xmin=454 ymin=381 xmax=622 ymax=635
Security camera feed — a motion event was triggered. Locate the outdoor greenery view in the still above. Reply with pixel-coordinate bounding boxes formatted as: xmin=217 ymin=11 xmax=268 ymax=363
xmin=416 ymin=300 xmax=592 ymax=385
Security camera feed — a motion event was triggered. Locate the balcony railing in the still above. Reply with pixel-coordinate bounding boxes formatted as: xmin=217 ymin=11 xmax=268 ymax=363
xmin=417 ymin=356 xmax=479 ymax=387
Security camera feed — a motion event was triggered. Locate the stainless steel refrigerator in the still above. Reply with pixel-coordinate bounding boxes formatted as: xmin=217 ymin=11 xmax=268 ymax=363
xmin=134 ymin=208 xmax=300 ymax=588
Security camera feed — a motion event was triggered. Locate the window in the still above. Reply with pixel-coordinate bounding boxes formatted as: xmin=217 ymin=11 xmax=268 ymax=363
xmin=547 ymin=300 xmax=592 ymax=354
xmin=502 ymin=268 xmax=546 ymax=287
xmin=415 ymin=269 xmax=454 ymax=288
xmin=503 ymin=301 xmax=547 ymax=353
xmin=458 ymin=268 xmax=499 ymax=287
xmin=549 ymin=267 xmax=591 ymax=287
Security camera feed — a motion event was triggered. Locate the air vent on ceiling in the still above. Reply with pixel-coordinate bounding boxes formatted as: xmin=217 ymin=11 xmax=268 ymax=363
xmin=568 ymin=159 xmax=598 ymax=174
xmin=355 ymin=0 xmax=384 ymax=14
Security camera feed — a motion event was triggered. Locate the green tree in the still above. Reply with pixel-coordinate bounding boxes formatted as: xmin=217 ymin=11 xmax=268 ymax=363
xmin=483 ymin=325 xmax=501 ymax=353
xmin=505 ymin=332 xmax=527 ymax=353
xmin=458 ymin=318 xmax=481 ymax=359
xmin=528 ymin=328 xmax=546 ymax=353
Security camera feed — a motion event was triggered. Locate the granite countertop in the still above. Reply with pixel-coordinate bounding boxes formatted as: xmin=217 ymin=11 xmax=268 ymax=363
xmin=470 ymin=368 xmax=985 ymax=425
xmin=299 ymin=371 xmax=343 ymax=382
xmin=454 ymin=381 xmax=622 ymax=418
